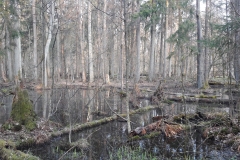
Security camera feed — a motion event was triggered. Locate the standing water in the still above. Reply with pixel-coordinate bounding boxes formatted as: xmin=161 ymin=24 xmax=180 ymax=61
xmin=0 ymin=87 xmax=239 ymax=159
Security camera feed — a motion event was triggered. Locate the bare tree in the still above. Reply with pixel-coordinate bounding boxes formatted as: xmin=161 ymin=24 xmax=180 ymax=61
xmin=196 ymin=0 xmax=204 ymax=88
xmin=149 ymin=0 xmax=156 ymax=81
xmin=135 ymin=0 xmax=141 ymax=82
xmin=14 ymin=0 xmax=22 ymax=80
xmin=124 ymin=0 xmax=131 ymax=134
xmin=44 ymin=0 xmax=55 ymax=87
xmin=32 ymin=0 xmax=38 ymax=80
xmin=88 ymin=1 xmax=94 ymax=83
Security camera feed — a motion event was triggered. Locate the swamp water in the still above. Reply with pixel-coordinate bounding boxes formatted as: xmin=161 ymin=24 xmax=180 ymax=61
xmin=0 ymin=88 xmax=239 ymax=159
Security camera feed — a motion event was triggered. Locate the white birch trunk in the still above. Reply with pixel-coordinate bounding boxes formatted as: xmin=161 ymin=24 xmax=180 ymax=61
xmin=44 ymin=1 xmax=54 ymax=87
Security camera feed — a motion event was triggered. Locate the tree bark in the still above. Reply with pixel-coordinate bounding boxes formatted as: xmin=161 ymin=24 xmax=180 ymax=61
xmin=6 ymin=25 xmax=13 ymax=81
xmin=103 ymin=0 xmax=109 ymax=84
xmin=204 ymin=0 xmax=210 ymax=86
xmin=196 ymin=0 xmax=204 ymax=88
xmin=159 ymin=14 xmax=164 ymax=76
xmin=148 ymin=0 xmax=155 ymax=81
xmin=163 ymin=0 xmax=169 ymax=78
xmin=14 ymin=0 xmax=22 ymax=79
xmin=124 ymin=0 xmax=131 ymax=134
xmin=135 ymin=0 xmax=140 ymax=82
xmin=88 ymin=1 xmax=94 ymax=83
xmin=233 ymin=0 xmax=240 ymax=84
xmin=44 ymin=1 xmax=54 ymax=87
xmin=32 ymin=0 xmax=38 ymax=80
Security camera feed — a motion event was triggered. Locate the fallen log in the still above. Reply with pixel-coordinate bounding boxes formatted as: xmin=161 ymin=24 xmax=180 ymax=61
xmin=167 ymin=96 xmax=236 ymax=104
xmin=51 ymin=105 xmax=164 ymax=137
xmin=0 ymin=139 xmax=39 ymax=160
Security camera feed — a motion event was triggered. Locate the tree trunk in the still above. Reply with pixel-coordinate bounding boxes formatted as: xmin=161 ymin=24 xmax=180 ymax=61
xmin=14 ymin=0 xmax=22 ymax=79
xmin=44 ymin=1 xmax=54 ymax=87
xmin=120 ymin=0 xmax=124 ymax=89
xmin=32 ymin=0 xmax=38 ymax=80
xmin=196 ymin=0 xmax=204 ymax=88
xmin=135 ymin=0 xmax=140 ymax=82
xmin=149 ymin=20 xmax=155 ymax=81
xmin=56 ymin=25 xmax=61 ymax=81
xmin=79 ymin=0 xmax=86 ymax=83
xmin=233 ymin=0 xmax=240 ymax=84
xmin=204 ymin=0 xmax=210 ymax=87
xmin=143 ymin=30 xmax=147 ymax=74
xmin=6 ymin=26 xmax=13 ymax=81
xmin=88 ymin=1 xmax=94 ymax=83
xmin=163 ymin=0 xmax=169 ymax=78
xmin=159 ymin=14 xmax=164 ymax=76
xmin=124 ymin=0 xmax=131 ymax=134
xmin=103 ymin=0 xmax=109 ymax=84
xmin=149 ymin=0 xmax=156 ymax=81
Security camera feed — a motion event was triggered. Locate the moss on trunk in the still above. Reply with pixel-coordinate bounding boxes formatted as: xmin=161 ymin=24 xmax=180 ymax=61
xmin=11 ymin=88 xmax=37 ymax=131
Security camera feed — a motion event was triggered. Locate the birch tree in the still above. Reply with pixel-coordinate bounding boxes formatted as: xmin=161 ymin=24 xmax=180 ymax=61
xmin=44 ymin=0 xmax=55 ymax=87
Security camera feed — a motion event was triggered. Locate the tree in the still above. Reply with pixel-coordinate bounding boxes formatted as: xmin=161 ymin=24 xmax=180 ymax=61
xmin=44 ymin=0 xmax=55 ymax=87
xmin=232 ymin=0 xmax=240 ymax=84
xmin=135 ymin=0 xmax=141 ymax=82
xmin=32 ymin=0 xmax=38 ymax=80
xmin=204 ymin=0 xmax=210 ymax=86
xmin=163 ymin=0 xmax=169 ymax=78
xmin=124 ymin=0 xmax=131 ymax=134
xmin=88 ymin=1 xmax=94 ymax=83
xmin=79 ymin=0 xmax=86 ymax=83
xmin=13 ymin=0 xmax=22 ymax=80
xmin=196 ymin=0 xmax=204 ymax=88
xmin=149 ymin=0 xmax=156 ymax=81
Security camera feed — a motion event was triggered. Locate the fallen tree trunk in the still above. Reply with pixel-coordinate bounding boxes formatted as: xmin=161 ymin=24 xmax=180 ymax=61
xmin=51 ymin=105 xmax=164 ymax=137
xmin=167 ymin=96 xmax=236 ymax=104
xmin=0 ymin=139 xmax=39 ymax=160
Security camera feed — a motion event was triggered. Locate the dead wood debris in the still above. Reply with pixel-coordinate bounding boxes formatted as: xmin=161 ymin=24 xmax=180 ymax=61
xmin=130 ymin=118 xmax=183 ymax=138
xmin=129 ymin=84 xmax=141 ymax=108
xmin=151 ymin=81 xmax=165 ymax=104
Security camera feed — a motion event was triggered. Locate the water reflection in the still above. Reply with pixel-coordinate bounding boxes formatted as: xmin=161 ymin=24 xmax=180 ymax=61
xmin=0 ymin=95 xmax=13 ymax=127
xmin=0 ymin=88 xmax=236 ymax=126
xmin=0 ymin=88 xmax=239 ymax=159
xmin=30 ymin=107 xmax=239 ymax=160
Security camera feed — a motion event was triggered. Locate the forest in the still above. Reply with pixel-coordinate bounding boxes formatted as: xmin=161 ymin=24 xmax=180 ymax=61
xmin=0 ymin=0 xmax=239 ymax=87
xmin=0 ymin=0 xmax=240 ymax=159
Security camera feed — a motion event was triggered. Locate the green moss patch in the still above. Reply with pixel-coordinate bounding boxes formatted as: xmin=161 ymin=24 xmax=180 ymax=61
xmin=0 ymin=139 xmax=39 ymax=160
xmin=11 ymin=89 xmax=37 ymax=131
